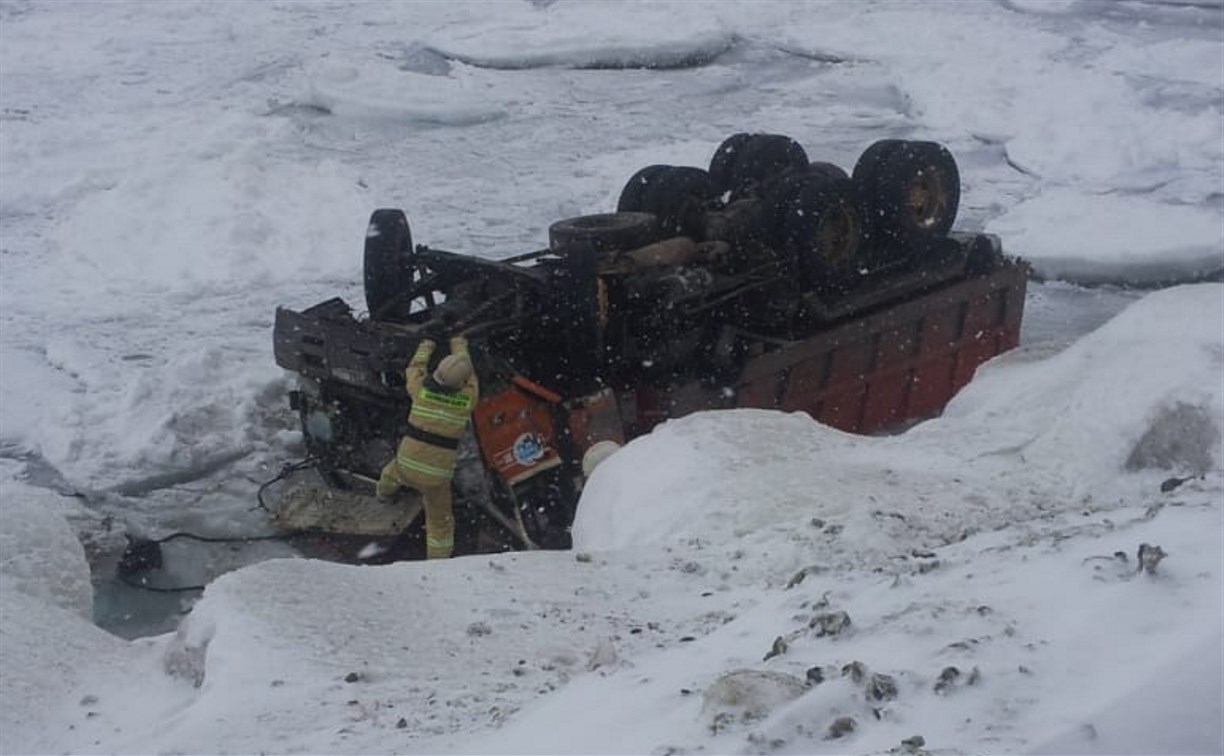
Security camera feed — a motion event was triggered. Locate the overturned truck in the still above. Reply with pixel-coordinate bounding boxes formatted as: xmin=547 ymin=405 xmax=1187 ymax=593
xmin=270 ymin=134 xmax=1028 ymax=558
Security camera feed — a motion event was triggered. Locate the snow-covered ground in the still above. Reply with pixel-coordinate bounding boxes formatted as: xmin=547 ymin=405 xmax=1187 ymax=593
xmin=1 ymin=1 xmax=1221 ymax=754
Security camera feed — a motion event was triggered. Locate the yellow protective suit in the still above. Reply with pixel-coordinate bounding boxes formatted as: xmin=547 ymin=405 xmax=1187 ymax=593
xmin=377 ymin=336 xmax=479 ymax=558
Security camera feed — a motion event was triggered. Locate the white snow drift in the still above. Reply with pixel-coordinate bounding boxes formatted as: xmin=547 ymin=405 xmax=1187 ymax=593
xmin=1 ymin=1 xmax=1222 ymax=754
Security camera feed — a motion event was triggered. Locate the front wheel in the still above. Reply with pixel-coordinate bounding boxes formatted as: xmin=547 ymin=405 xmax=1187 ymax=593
xmin=363 ymin=209 xmax=415 ymax=321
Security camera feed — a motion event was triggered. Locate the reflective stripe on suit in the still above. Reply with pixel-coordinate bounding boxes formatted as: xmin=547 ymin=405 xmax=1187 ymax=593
xmin=376 ymin=336 xmax=479 ymax=558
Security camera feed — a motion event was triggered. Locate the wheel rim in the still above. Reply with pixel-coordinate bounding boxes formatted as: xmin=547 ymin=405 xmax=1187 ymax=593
xmin=905 ymin=169 xmax=949 ymax=230
xmin=815 ymin=202 xmax=859 ymax=267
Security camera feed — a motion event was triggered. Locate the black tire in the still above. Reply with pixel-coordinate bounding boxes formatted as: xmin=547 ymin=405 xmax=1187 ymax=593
xmin=549 ymin=212 xmax=661 ymax=254
xmin=851 ymin=139 xmax=906 ymax=188
xmin=806 ymin=161 xmax=850 ymax=183
xmin=708 ymin=133 xmax=754 ymax=195
xmin=758 ymin=161 xmax=851 ymax=239
xmin=769 ymin=173 xmax=864 ymax=292
xmin=617 ymin=165 xmax=717 ymax=238
xmin=616 ymin=165 xmax=666 ymax=213
xmin=709 ymin=133 xmax=810 ymax=201
xmin=364 ymin=208 xmax=415 ymax=321
xmin=852 ymin=139 xmax=960 ymax=255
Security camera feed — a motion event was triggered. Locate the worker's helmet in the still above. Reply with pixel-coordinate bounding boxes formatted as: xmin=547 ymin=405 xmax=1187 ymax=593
xmin=582 ymin=440 xmax=622 ymax=478
xmin=433 ymin=354 xmax=473 ymax=390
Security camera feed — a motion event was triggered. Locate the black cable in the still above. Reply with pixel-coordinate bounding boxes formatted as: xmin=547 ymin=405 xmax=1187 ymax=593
xmin=155 ymin=531 xmax=292 ymax=545
xmin=116 ymin=457 xmax=319 ymax=594
xmin=118 ymin=572 xmax=206 ymax=593
xmin=255 ymin=457 xmax=318 ymax=513
xmin=117 ymin=530 xmax=299 ymax=595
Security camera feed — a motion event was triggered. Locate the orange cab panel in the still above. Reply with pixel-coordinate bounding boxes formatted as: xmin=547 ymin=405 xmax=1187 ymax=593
xmin=472 ymin=383 xmax=562 ymax=485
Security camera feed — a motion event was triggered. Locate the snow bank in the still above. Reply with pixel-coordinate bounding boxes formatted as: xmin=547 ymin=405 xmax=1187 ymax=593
xmin=420 ymin=1 xmax=741 ymax=69
xmin=92 ymin=553 xmax=682 ymax=754
xmin=0 ymin=589 xmax=131 ymax=755
xmin=0 ymin=470 xmax=130 ymax=755
xmin=0 ymin=472 xmax=93 ymax=619
xmin=575 ymin=286 xmax=1224 ymax=568
xmin=490 ymin=496 xmax=1224 ymax=756
xmin=927 ymin=284 xmax=1224 ymax=488
xmin=1029 ymin=626 xmax=1224 ymax=755
xmin=987 ymin=191 xmax=1224 ymax=285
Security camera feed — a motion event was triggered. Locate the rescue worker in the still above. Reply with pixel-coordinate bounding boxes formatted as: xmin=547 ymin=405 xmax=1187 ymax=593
xmin=376 ymin=335 xmax=479 ymax=559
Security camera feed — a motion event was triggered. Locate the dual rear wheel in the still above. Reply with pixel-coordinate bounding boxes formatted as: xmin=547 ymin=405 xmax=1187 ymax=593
xmin=613 ymin=133 xmax=961 ymax=294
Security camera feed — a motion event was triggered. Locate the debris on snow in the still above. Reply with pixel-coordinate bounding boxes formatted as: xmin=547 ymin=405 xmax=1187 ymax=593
xmin=930 ymin=664 xmax=984 ymax=694
xmin=746 ymin=729 xmax=787 ymax=751
xmin=841 ymin=660 xmax=866 ymax=683
xmin=675 ymin=559 xmax=705 ymax=575
xmin=785 ymin=565 xmax=828 ymax=588
xmin=826 ymin=715 xmax=857 ymax=739
xmin=701 ymin=669 xmax=806 ymax=731
xmin=934 ymin=666 xmax=960 ymax=694
xmin=810 ymin=611 xmax=852 ymax=637
xmin=587 ymin=638 xmax=618 ymax=671
xmin=162 ymin=632 xmax=209 ymax=689
xmin=1125 ymin=401 xmax=1219 ymax=475
xmin=914 ymin=558 xmax=941 ymax=575
xmin=763 ymin=636 xmax=788 ymax=661
xmin=1160 ymin=475 xmax=1196 ymax=493
xmin=867 ymin=672 xmax=899 ymax=702
xmin=466 ymin=622 xmax=493 ymax=637
xmin=1136 ymin=543 xmax=1168 ymax=574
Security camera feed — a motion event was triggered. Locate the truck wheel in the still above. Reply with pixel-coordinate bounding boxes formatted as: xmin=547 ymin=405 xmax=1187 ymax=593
xmin=617 ymin=165 xmax=717 ymax=238
xmin=708 ymin=133 xmax=754 ymax=195
xmin=709 ymin=133 xmax=810 ymax=201
xmin=364 ymin=208 xmax=415 ymax=321
xmin=851 ymin=139 xmax=906 ymax=187
xmin=549 ymin=212 xmax=661 ymax=254
xmin=806 ymin=161 xmax=849 ymax=183
xmin=770 ymin=173 xmax=864 ymax=293
xmin=616 ymin=165 xmax=665 ymax=213
xmin=853 ymin=140 xmax=960 ymax=257
xmin=758 ymin=162 xmax=847 ymax=246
